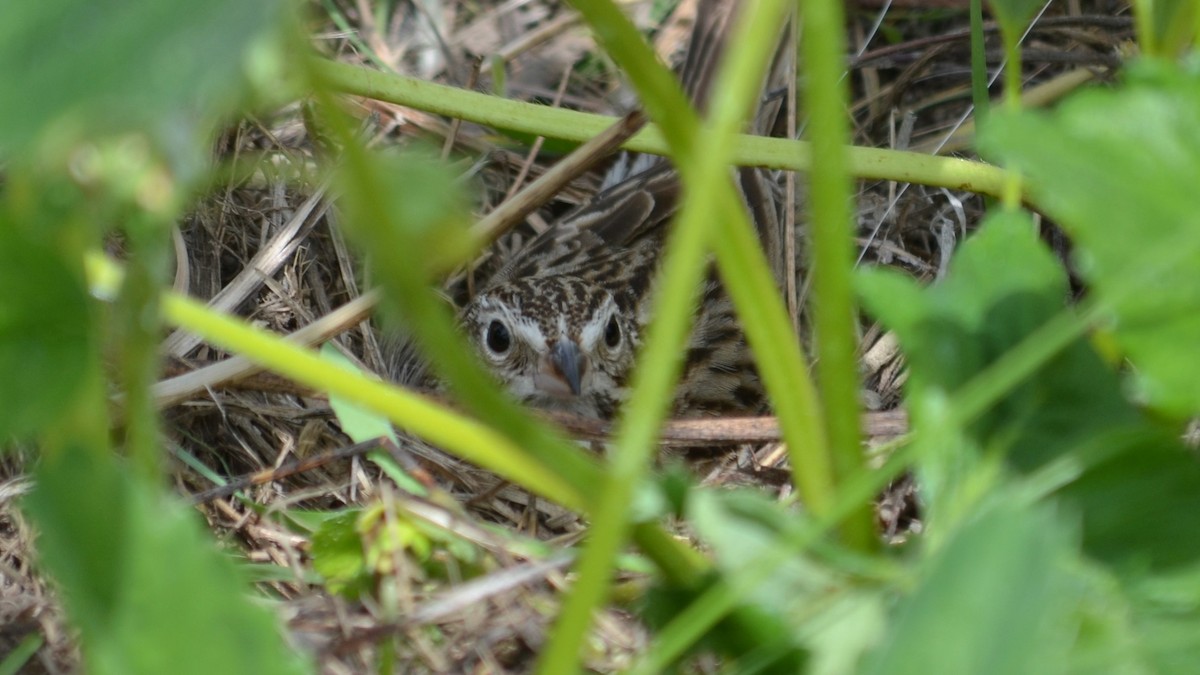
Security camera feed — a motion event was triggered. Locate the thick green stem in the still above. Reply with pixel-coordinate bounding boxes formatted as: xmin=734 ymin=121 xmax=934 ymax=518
xmin=314 ymin=60 xmax=1013 ymax=197
xmin=116 ymin=213 xmax=169 ymax=479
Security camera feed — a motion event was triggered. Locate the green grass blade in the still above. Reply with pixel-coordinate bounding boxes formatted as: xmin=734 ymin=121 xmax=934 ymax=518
xmin=969 ymin=0 xmax=990 ymax=124
xmin=532 ymin=0 xmax=704 ymax=668
xmin=802 ymin=0 xmax=875 ymax=549
xmin=538 ymin=0 xmax=817 ymax=669
xmin=160 ymin=291 xmax=588 ymax=510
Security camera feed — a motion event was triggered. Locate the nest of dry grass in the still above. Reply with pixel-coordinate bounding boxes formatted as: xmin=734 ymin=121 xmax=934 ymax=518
xmin=2 ymin=0 xmax=1132 ymax=672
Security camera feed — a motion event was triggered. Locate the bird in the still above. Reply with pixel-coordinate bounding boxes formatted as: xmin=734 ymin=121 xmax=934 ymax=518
xmin=457 ymin=0 xmax=788 ymax=421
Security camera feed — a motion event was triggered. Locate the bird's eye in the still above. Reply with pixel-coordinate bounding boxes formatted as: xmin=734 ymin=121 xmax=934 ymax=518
xmin=604 ymin=315 xmax=621 ymax=348
xmin=485 ymin=320 xmax=511 ymax=354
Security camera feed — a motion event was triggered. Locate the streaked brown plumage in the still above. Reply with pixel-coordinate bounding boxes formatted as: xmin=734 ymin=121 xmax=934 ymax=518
xmin=459 ymin=0 xmax=788 ymax=420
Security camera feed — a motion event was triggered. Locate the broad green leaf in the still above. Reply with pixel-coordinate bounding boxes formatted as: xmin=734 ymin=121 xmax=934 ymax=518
xmin=311 ymin=510 xmax=372 ymax=599
xmin=1063 ymin=431 xmax=1200 ymax=571
xmin=0 ymin=225 xmax=92 ymax=439
xmin=640 ymin=577 xmax=810 ymax=673
xmin=322 ymin=343 xmax=429 ymax=495
xmin=22 ymin=445 xmax=126 ymax=628
xmin=321 ymin=344 xmax=399 ymax=443
xmin=0 ymin=0 xmax=290 ymax=160
xmin=640 ymin=491 xmax=813 ymax=672
xmin=865 ymin=502 xmax=1078 ymax=674
xmin=858 ymin=212 xmax=1200 ymax=570
xmin=979 ymin=62 xmax=1200 ymax=416
xmin=25 ymin=446 xmax=310 ymax=675
xmin=857 ymin=211 xmax=1137 ymax=463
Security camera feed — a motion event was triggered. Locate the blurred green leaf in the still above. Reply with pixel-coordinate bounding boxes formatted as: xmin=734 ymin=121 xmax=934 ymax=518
xmin=691 ymin=491 xmax=838 ymax=621
xmin=1063 ymin=432 xmax=1200 ymax=571
xmin=979 ymin=62 xmax=1200 ymax=417
xmin=639 ymin=487 xmax=888 ymax=673
xmin=640 ymin=573 xmax=809 ymax=674
xmin=25 ymin=445 xmax=311 ymax=675
xmin=340 ymin=150 xmax=476 ymax=277
xmin=858 ymin=211 xmax=1137 ymax=463
xmin=865 ymin=502 xmax=1078 ymax=674
xmin=0 ymin=0 xmax=290 ymax=161
xmin=359 ymin=500 xmax=431 ymax=574
xmin=23 ymin=446 xmax=126 ymax=627
xmin=0 ymin=225 xmax=92 ymax=439
xmin=859 ymin=212 xmax=1200 ymax=570
xmin=654 ymin=489 xmax=888 ymax=673
xmin=1126 ymin=563 xmax=1200 ymax=672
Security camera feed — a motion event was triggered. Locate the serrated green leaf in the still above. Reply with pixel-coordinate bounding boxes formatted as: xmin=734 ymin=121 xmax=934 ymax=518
xmin=858 ymin=212 xmax=1200 ymax=570
xmin=979 ymin=63 xmax=1200 ymax=416
xmin=857 ymin=211 xmax=1137 ymax=463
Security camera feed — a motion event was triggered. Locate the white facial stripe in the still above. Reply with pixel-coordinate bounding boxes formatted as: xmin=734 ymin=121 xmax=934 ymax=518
xmin=511 ymin=316 xmax=546 ymax=351
xmin=578 ymin=298 xmax=619 ymax=349
xmin=579 ymin=314 xmax=605 ymax=349
xmin=475 ymin=295 xmax=500 ymax=312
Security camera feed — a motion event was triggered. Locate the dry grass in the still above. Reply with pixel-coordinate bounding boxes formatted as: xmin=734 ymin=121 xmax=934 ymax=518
xmin=1 ymin=0 xmax=1132 ymax=671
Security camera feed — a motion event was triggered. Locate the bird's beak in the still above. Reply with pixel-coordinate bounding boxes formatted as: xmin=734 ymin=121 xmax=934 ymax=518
xmin=542 ymin=339 xmax=584 ymax=397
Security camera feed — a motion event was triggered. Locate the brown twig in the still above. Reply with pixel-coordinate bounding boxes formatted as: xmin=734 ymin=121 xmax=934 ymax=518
xmin=850 ymin=15 xmax=1133 ymax=69
xmin=468 ymin=109 xmax=647 ymax=248
xmin=541 ymin=409 xmax=909 ymax=446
